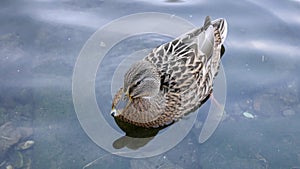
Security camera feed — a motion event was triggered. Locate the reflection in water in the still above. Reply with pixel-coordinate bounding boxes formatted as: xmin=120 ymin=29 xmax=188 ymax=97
xmin=113 ymin=136 xmax=154 ymax=150
xmin=113 ymin=118 xmax=169 ymax=150
xmin=165 ymin=0 xmax=184 ymax=3
xmin=247 ymin=0 xmax=300 ymax=26
xmin=229 ymin=39 xmax=300 ymax=59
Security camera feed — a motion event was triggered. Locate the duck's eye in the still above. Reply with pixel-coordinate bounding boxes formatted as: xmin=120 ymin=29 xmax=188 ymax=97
xmin=136 ymin=81 xmax=141 ymax=86
xmin=131 ymin=80 xmax=142 ymax=90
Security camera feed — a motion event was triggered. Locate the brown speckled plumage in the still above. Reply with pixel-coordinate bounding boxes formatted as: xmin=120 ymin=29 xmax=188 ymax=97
xmin=111 ymin=16 xmax=228 ymax=128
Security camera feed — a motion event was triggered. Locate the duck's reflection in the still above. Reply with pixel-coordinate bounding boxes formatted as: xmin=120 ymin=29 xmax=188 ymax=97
xmin=112 ymin=118 xmax=170 ymax=150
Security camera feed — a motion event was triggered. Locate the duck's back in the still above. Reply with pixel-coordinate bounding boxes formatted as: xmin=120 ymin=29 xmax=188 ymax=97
xmin=143 ymin=16 xmax=227 ymax=126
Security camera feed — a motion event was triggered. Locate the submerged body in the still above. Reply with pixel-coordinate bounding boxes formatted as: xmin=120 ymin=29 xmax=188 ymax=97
xmin=111 ymin=16 xmax=228 ymax=128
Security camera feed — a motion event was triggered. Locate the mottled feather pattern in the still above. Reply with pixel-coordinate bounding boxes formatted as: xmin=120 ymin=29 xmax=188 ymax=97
xmin=112 ymin=16 xmax=227 ymax=128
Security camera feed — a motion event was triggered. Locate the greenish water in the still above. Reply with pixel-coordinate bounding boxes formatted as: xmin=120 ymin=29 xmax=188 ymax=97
xmin=1 ymin=0 xmax=300 ymax=168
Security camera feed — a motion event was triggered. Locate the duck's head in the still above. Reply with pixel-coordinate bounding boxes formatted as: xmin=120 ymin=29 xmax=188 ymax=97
xmin=123 ymin=60 xmax=160 ymax=99
xmin=111 ymin=60 xmax=160 ymax=117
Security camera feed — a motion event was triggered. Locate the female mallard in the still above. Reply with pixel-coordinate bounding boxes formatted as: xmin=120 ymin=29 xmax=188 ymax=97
xmin=111 ymin=16 xmax=227 ymax=128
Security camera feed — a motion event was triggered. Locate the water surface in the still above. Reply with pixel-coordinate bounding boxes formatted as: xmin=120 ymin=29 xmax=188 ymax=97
xmin=1 ymin=0 xmax=300 ymax=168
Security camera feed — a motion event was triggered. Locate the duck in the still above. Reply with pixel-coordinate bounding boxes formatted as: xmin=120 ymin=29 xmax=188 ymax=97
xmin=111 ymin=16 xmax=228 ymax=128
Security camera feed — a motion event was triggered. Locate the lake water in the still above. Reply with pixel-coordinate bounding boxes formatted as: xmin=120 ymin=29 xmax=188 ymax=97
xmin=1 ymin=0 xmax=300 ymax=168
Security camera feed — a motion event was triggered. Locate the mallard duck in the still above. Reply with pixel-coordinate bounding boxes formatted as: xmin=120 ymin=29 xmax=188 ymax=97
xmin=111 ymin=16 xmax=227 ymax=128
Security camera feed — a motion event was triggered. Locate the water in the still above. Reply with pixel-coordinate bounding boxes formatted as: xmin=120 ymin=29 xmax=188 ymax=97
xmin=1 ymin=0 xmax=300 ymax=168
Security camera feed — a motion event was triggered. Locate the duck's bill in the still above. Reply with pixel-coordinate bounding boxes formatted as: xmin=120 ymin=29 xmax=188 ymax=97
xmin=111 ymin=108 xmax=120 ymax=117
xmin=111 ymin=91 xmax=129 ymax=117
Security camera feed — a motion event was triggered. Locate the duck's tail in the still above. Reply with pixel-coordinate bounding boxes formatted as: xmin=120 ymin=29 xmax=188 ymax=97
xmin=198 ymin=16 xmax=227 ymax=57
xmin=197 ymin=16 xmax=228 ymax=87
xmin=210 ymin=17 xmax=227 ymax=77
xmin=212 ymin=18 xmax=228 ymax=46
